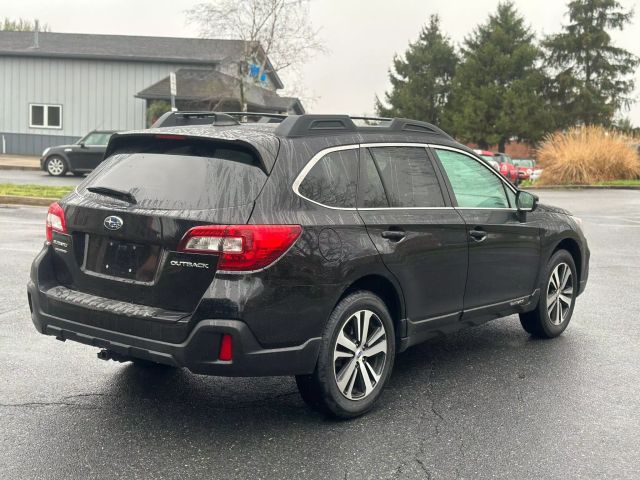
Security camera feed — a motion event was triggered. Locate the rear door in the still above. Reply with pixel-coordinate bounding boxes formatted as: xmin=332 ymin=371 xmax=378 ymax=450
xmin=356 ymin=144 xmax=468 ymax=326
xmin=431 ymin=147 xmax=540 ymax=310
xmin=54 ymin=136 xmax=268 ymax=313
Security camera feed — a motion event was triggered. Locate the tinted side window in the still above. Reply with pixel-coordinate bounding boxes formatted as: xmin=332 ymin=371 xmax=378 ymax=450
xmin=435 ymin=149 xmax=509 ymax=208
xmin=358 ymin=148 xmax=389 ymax=208
xmin=369 ymin=146 xmax=445 ymax=208
xmin=298 ymin=148 xmax=358 ymax=208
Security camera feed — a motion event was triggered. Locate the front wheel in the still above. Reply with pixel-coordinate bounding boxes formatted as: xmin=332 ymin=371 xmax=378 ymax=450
xmin=45 ymin=156 xmax=67 ymax=176
xmin=296 ymin=291 xmax=395 ymax=418
xmin=520 ymin=249 xmax=577 ymax=338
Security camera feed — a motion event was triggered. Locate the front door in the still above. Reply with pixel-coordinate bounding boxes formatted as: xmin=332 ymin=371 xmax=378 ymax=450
xmin=356 ymin=145 xmax=468 ymax=325
xmin=68 ymin=132 xmax=111 ymax=171
xmin=431 ymin=147 xmax=541 ymax=310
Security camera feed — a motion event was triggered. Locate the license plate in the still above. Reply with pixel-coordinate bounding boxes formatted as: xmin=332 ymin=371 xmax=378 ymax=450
xmin=85 ymin=236 xmax=160 ymax=282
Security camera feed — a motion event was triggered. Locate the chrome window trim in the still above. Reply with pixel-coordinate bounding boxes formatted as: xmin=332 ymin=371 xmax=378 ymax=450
xmin=358 ymin=207 xmax=454 ymax=211
xmin=291 ymin=142 xmax=519 ymax=212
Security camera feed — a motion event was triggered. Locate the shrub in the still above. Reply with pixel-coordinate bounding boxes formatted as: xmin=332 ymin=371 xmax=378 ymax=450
xmin=536 ymin=126 xmax=640 ymax=185
xmin=146 ymin=101 xmax=171 ymax=127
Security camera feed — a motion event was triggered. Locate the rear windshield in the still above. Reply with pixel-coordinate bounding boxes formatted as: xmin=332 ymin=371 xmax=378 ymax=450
xmin=82 ymin=139 xmax=266 ymax=210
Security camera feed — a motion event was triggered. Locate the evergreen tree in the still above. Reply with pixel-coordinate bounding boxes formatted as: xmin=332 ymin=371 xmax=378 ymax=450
xmin=449 ymin=2 xmax=550 ymax=151
xmin=375 ymin=15 xmax=457 ymax=129
xmin=544 ymin=0 xmax=639 ymax=126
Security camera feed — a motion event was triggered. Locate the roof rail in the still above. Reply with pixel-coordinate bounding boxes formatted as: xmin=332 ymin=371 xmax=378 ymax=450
xmin=151 ymin=111 xmax=288 ymax=128
xmin=150 ymin=111 xmax=452 ymax=139
xmin=222 ymin=112 xmax=288 ymax=123
xmin=151 ymin=111 xmax=240 ymax=128
xmin=273 ymin=115 xmax=452 ymax=139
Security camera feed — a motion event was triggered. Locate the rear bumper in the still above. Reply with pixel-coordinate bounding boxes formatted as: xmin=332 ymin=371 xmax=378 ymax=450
xmin=27 ymin=280 xmax=320 ymax=377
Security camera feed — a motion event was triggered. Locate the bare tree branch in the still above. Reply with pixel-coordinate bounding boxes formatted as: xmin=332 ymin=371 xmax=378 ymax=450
xmin=185 ymin=0 xmax=326 ymax=109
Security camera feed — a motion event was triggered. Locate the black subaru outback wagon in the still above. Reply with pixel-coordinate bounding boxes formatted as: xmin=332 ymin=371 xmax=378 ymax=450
xmin=28 ymin=112 xmax=589 ymax=418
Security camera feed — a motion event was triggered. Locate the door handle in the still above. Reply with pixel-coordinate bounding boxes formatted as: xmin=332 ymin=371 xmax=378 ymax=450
xmin=469 ymin=228 xmax=487 ymax=242
xmin=381 ymin=230 xmax=406 ymax=241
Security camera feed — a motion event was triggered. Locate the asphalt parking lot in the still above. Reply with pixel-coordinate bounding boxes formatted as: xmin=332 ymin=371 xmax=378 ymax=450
xmin=0 ymin=169 xmax=82 ymax=187
xmin=0 ymin=189 xmax=638 ymax=480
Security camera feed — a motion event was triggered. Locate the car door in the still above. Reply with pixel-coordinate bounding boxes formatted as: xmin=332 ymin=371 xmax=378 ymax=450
xmin=356 ymin=144 xmax=468 ymax=330
xmin=431 ymin=147 xmax=541 ymax=311
xmin=68 ymin=132 xmax=109 ymax=171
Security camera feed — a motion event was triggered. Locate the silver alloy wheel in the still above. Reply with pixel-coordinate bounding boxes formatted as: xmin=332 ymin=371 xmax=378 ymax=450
xmin=547 ymin=262 xmax=574 ymax=326
xmin=333 ymin=309 xmax=387 ymax=400
xmin=47 ymin=157 xmax=65 ymax=176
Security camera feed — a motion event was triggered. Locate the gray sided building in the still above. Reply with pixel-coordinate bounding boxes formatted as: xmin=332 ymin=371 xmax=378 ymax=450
xmin=0 ymin=31 xmax=303 ymax=155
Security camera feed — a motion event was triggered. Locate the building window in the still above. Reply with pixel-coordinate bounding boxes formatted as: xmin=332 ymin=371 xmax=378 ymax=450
xmin=29 ymin=104 xmax=62 ymax=129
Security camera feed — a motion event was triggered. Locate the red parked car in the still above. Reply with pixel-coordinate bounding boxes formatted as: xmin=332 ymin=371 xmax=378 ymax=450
xmin=513 ymin=159 xmax=536 ymax=181
xmin=494 ymin=153 xmax=519 ymax=185
xmin=473 ymin=149 xmax=500 ymax=171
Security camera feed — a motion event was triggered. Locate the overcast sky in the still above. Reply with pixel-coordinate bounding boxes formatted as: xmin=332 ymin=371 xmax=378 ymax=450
xmin=5 ymin=0 xmax=640 ymax=124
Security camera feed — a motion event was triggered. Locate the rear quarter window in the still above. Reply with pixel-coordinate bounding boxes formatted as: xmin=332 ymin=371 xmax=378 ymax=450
xmin=297 ymin=148 xmax=358 ymax=208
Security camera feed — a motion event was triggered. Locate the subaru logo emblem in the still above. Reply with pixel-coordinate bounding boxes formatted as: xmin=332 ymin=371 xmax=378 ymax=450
xmin=104 ymin=216 xmax=123 ymax=231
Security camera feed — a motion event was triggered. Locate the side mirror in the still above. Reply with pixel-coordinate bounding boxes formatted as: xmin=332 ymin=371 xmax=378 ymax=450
xmin=516 ymin=190 xmax=538 ymax=212
xmin=78 ymin=142 xmax=86 ymax=148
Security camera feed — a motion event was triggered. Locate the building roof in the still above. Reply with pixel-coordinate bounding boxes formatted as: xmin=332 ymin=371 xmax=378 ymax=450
xmin=136 ymin=68 xmax=304 ymax=114
xmin=0 ymin=31 xmax=284 ymax=89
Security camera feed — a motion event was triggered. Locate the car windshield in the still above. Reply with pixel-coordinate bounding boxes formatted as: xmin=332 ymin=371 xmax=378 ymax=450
xmin=514 ymin=159 xmax=535 ymax=168
xmin=79 ymin=132 xmax=113 ymax=146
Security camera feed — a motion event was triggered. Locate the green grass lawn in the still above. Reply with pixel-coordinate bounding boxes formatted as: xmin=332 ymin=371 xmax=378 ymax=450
xmin=0 ymin=183 xmax=74 ymax=199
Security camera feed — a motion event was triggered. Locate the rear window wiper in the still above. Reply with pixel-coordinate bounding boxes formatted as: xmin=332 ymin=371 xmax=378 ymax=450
xmin=87 ymin=186 xmax=137 ymax=204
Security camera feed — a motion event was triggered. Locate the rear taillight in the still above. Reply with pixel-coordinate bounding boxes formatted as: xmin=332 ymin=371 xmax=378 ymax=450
xmin=178 ymin=224 xmax=302 ymax=271
xmin=45 ymin=202 xmax=67 ymax=243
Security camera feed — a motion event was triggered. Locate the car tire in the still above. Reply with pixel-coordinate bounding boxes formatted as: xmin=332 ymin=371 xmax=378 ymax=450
xmin=45 ymin=156 xmax=68 ymax=177
xmin=519 ymin=249 xmax=577 ymax=338
xmin=295 ymin=291 xmax=395 ymax=419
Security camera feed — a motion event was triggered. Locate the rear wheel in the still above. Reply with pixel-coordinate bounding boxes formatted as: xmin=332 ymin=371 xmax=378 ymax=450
xmin=520 ymin=249 xmax=577 ymax=338
xmin=296 ymin=291 xmax=395 ymax=418
xmin=45 ymin=156 xmax=67 ymax=176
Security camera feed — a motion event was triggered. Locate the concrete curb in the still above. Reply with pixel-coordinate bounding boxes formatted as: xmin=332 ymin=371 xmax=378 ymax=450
xmin=0 ymin=165 xmax=40 ymax=171
xmin=0 ymin=195 xmax=55 ymax=206
xmin=526 ymin=185 xmax=640 ymax=191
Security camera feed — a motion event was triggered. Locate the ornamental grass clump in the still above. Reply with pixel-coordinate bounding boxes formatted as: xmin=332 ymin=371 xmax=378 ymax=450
xmin=536 ymin=126 xmax=640 ymax=185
